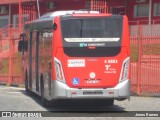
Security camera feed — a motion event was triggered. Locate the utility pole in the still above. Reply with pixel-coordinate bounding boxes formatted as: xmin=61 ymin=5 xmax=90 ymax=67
xmin=36 ymin=0 xmax=40 ymax=18
xmin=18 ymin=0 xmax=22 ymax=34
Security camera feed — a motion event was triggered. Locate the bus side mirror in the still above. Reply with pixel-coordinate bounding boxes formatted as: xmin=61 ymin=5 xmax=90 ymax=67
xmin=18 ymin=40 xmax=28 ymax=53
xmin=24 ymin=41 xmax=28 ymax=52
xmin=18 ymin=41 xmax=23 ymax=52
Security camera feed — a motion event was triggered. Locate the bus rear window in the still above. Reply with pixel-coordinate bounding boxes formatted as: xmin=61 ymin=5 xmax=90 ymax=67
xmin=61 ymin=17 xmax=123 ymax=57
xmin=62 ymin=18 xmax=121 ymax=38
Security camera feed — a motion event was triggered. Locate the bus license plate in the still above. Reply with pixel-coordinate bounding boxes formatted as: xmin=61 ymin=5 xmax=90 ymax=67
xmin=83 ymin=90 xmax=103 ymax=95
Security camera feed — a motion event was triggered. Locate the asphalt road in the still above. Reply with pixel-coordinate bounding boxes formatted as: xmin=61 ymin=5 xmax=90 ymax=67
xmin=0 ymin=85 xmax=159 ymax=120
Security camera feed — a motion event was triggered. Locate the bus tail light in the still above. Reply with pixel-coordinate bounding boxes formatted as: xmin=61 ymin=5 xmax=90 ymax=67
xmin=119 ymin=57 xmax=130 ymax=82
xmin=54 ymin=57 xmax=66 ymax=83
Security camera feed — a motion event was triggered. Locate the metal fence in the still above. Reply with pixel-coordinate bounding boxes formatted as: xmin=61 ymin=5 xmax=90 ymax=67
xmin=85 ymin=0 xmax=108 ymax=13
xmin=130 ymin=20 xmax=160 ymax=95
xmin=90 ymin=0 xmax=108 ymax=13
xmin=0 ymin=3 xmax=36 ymax=86
xmin=0 ymin=25 xmax=23 ymax=86
xmin=90 ymin=0 xmax=160 ymax=95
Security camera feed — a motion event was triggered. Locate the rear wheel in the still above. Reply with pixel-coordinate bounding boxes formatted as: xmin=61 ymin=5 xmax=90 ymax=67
xmin=25 ymin=71 xmax=30 ymax=94
xmin=106 ymin=99 xmax=114 ymax=106
xmin=40 ymin=75 xmax=50 ymax=107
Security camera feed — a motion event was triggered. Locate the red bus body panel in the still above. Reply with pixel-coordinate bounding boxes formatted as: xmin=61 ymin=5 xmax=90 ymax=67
xmin=52 ymin=15 xmax=130 ymax=88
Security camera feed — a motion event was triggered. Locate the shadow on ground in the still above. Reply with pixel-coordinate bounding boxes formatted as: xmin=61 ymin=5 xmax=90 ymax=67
xmin=22 ymin=90 xmax=126 ymax=113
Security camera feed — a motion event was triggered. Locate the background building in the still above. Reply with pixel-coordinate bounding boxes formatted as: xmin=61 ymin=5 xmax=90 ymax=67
xmin=0 ymin=0 xmax=86 ymax=29
xmin=0 ymin=0 xmax=160 ymax=29
xmin=108 ymin=0 xmax=160 ymax=22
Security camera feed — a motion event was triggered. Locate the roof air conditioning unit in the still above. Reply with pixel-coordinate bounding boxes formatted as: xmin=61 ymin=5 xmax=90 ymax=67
xmin=136 ymin=0 xmax=146 ymax=3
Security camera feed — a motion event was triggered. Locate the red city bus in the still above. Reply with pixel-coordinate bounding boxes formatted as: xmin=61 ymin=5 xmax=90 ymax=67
xmin=18 ymin=10 xmax=130 ymax=106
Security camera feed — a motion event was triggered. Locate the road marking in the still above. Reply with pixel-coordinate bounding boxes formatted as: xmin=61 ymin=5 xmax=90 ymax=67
xmin=7 ymin=92 xmax=22 ymax=94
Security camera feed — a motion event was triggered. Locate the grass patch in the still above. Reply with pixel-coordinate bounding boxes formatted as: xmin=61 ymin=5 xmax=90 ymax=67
xmin=131 ymin=45 xmax=138 ymax=62
xmin=0 ymin=53 xmax=22 ymax=75
xmin=130 ymin=44 xmax=160 ymax=62
xmin=143 ymin=44 xmax=160 ymax=55
xmin=0 ymin=58 xmax=9 ymax=74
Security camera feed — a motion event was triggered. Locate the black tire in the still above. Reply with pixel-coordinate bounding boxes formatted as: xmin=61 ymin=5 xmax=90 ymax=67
xmin=25 ymin=70 xmax=30 ymax=94
xmin=40 ymin=75 xmax=50 ymax=107
xmin=106 ymin=99 xmax=114 ymax=106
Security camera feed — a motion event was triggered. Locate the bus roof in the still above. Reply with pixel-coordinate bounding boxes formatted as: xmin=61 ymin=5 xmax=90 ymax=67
xmin=39 ymin=10 xmax=100 ymax=19
xmin=24 ymin=10 xmax=116 ymax=32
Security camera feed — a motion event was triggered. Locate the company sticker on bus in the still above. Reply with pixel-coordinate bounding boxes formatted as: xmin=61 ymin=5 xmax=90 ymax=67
xmin=68 ymin=59 xmax=85 ymax=67
xmin=104 ymin=59 xmax=118 ymax=74
xmin=43 ymin=32 xmax=53 ymax=38
xmin=104 ymin=65 xmax=117 ymax=74
xmin=79 ymin=43 xmax=105 ymax=47
xmin=104 ymin=59 xmax=118 ymax=64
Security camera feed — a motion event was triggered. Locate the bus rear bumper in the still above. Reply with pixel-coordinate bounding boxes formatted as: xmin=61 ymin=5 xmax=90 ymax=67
xmin=50 ymin=79 xmax=130 ymax=100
